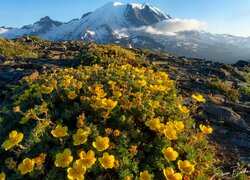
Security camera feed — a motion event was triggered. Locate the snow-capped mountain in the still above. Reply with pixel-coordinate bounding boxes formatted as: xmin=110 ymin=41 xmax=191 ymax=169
xmin=0 ymin=2 xmax=249 ymax=63
xmin=1 ymin=16 xmax=62 ymax=39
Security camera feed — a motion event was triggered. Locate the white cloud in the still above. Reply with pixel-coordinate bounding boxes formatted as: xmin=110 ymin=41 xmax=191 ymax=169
xmin=136 ymin=18 xmax=207 ymax=35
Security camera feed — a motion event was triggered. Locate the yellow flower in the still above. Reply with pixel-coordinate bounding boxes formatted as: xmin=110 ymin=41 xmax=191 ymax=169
xmin=130 ymin=145 xmax=138 ymax=154
xmin=174 ymin=121 xmax=185 ymax=132
xmin=13 ymin=106 xmax=20 ymax=112
xmin=178 ymin=160 xmax=195 ymax=175
xmin=199 ymin=124 xmax=213 ymax=134
xmin=98 ymin=152 xmax=115 ymax=169
xmin=54 ymin=148 xmax=73 ymax=168
xmin=67 ymin=162 xmax=86 ymax=180
xmin=137 ymin=79 xmax=147 ymax=87
xmin=163 ymin=167 xmax=182 ymax=180
xmin=1 ymin=130 xmax=24 ymax=150
xmin=102 ymin=99 xmax=118 ymax=110
xmin=140 ymin=171 xmax=153 ymax=180
xmin=192 ymin=94 xmax=206 ymax=103
xmin=162 ymin=147 xmax=179 ymax=161
xmin=51 ymin=125 xmax=68 ymax=138
xmin=145 ymin=118 xmax=161 ymax=131
xmin=105 ymin=128 xmax=113 ymax=135
xmin=0 ymin=172 xmax=5 ymax=180
xmin=77 ymin=81 xmax=83 ymax=90
xmin=18 ymin=158 xmax=35 ymax=175
xmin=77 ymin=150 xmax=96 ymax=168
xmin=149 ymin=100 xmax=160 ymax=109
xmin=178 ymin=104 xmax=190 ymax=114
xmin=92 ymin=136 xmax=109 ymax=151
xmin=40 ymin=85 xmax=54 ymax=94
xmin=113 ymin=90 xmax=122 ymax=97
xmin=157 ymin=123 xmax=167 ymax=134
xmin=113 ymin=129 xmax=120 ymax=137
xmin=96 ymin=89 xmax=107 ymax=98
xmin=68 ymin=91 xmax=77 ymax=100
xmin=73 ymin=129 xmax=89 ymax=146
xmin=164 ymin=129 xmax=178 ymax=140
xmin=124 ymin=176 xmax=131 ymax=180
xmin=33 ymin=153 xmax=46 ymax=165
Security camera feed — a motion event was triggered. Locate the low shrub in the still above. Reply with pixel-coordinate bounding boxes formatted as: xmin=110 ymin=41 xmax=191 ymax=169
xmin=0 ymin=58 xmax=217 ymax=179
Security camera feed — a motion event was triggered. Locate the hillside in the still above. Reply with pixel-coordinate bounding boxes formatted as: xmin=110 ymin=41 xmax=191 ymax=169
xmin=0 ymin=37 xmax=249 ymax=179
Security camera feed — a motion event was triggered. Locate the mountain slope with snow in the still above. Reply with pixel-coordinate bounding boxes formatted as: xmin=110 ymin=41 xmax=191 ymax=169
xmin=0 ymin=2 xmax=249 ymax=63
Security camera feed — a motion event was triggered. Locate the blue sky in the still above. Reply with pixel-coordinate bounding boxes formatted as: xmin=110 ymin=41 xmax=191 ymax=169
xmin=1 ymin=0 xmax=250 ymax=37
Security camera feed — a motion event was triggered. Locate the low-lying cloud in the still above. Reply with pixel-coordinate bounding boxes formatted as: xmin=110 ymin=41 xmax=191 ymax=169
xmin=137 ymin=18 xmax=207 ymax=35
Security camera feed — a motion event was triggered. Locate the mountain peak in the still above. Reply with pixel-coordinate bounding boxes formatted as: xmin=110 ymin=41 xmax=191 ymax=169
xmin=39 ymin=16 xmax=52 ymax=22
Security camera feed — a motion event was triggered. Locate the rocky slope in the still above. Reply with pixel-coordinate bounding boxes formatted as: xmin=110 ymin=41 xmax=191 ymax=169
xmin=1 ymin=2 xmax=250 ymax=63
xmin=0 ymin=38 xmax=249 ymax=176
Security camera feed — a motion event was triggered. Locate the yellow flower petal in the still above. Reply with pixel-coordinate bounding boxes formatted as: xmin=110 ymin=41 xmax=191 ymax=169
xmin=92 ymin=136 xmax=109 ymax=151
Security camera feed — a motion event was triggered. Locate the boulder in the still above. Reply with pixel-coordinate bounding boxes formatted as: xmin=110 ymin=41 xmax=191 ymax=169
xmin=204 ymin=103 xmax=250 ymax=131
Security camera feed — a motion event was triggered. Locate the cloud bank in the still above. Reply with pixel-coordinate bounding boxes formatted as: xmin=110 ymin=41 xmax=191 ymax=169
xmin=137 ymin=18 xmax=207 ymax=35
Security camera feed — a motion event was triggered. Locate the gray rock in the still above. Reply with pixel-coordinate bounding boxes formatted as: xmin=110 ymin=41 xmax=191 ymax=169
xmin=204 ymin=103 xmax=250 ymax=131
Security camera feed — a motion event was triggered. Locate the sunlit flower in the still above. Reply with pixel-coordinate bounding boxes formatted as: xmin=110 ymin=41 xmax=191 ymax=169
xmin=192 ymin=94 xmax=206 ymax=103
xmin=73 ymin=129 xmax=89 ymax=146
xmin=96 ymin=89 xmax=107 ymax=98
xmin=178 ymin=104 xmax=190 ymax=114
xmin=51 ymin=125 xmax=68 ymax=138
xmin=145 ymin=118 xmax=161 ymax=131
xmin=157 ymin=123 xmax=167 ymax=134
xmin=137 ymin=80 xmax=147 ymax=87
xmin=68 ymin=91 xmax=77 ymax=100
xmin=164 ymin=129 xmax=178 ymax=140
xmin=0 ymin=172 xmax=5 ymax=180
xmin=92 ymin=136 xmax=109 ymax=151
xmin=124 ymin=176 xmax=131 ymax=180
xmin=105 ymin=128 xmax=113 ymax=135
xmin=2 ymin=130 xmax=24 ymax=150
xmin=130 ymin=145 xmax=137 ymax=154
xmin=163 ymin=167 xmax=182 ymax=180
xmin=102 ymin=98 xmax=118 ymax=110
xmin=18 ymin=158 xmax=35 ymax=175
xmin=40 ymin=85 xmax=54 ymax=94
xmin=13 ymin=106 xmax=20 ymax=113
xmin=140 ymin=171 xmax=153 ymax=180
xmin=98 ymin=152 xmax=115 ymax=169
xmin=77 ymin=81 xmax=83 ymax=90
xmin=67 ymin=162 xmax=86 ymax=180
xmin=174 ymin=121 xmax=185 ymax=132
xmin=178 ymin=160 xmax=195 ymax=175
xmin=33 ymin=153 xmax=46 ymax=165
xmin=162 ymin=147 xmax=179 ymax=161
xmin=199 ymin=124 xmax=213 ymax=134
xmin=113 ymin=129 xmax=120 ymax=137
xmin=54 ymin=148 xmax=73 ymax=168
xmin=113 ymin=90 xmax=122 ymax=97
xmin=149 ymin=100 xmax=160 ymax=109
xmin=77 ymin=150 xmax=96 ymax=168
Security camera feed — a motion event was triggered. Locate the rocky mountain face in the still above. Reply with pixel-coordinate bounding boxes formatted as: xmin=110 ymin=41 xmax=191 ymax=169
xmin=0 ymin=2 xmax=250 ymax=63
xmin=1 ymin=16 xmax=63 ymax=39
xmin=0 ymin=38 xmax=249 ymax=172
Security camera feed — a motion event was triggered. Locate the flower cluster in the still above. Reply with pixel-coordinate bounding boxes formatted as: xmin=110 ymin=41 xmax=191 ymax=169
xmin=0 ymin=44 xmax=216 ymax=179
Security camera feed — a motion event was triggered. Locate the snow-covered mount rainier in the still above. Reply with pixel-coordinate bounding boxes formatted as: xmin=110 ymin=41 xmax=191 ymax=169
xmin=1 ymin=2 xmax=250 ymax=64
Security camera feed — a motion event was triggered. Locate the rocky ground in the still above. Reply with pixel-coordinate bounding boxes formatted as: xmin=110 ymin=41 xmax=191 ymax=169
xmin=0 ymin=37 xmax=250 ymax=177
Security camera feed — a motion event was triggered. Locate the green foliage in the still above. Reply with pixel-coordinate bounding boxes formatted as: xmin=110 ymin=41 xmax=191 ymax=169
xmin=209 ymin=78 xmax=240 ymax=101
xmin=0 ymin=38 xmax=38 ymax=60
